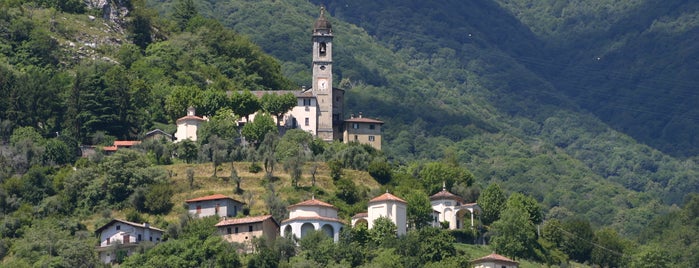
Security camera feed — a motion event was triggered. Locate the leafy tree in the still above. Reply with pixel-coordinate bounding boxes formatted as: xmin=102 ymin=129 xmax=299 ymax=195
xmin=631 ymin=245 xmax=671 ymax=268
xmin=327 ymin=159 xmax=342 ymax=181
xmin=201 ymin=135 xmax=228 ymax=178
xmin=334 ymin=178 xmax=359 ymax=204
xmin=229 ymin=90 xmax=260 ymax=122
xmin=176 ymin=139 xmax=198 ymax=163
xmin=418 ymin=161 xmax=474 ymax=195
xmin=591 ymin=228 xmax=627 ymax=268
xmin=258 ymin=132 xmax=279 ymax=179
xmin=241 ymin=113 xmax=275 ymax=146
xmin=283 ymin=150 xmax=304 ymax=188
xmin=370 ymin=217 xmax=398 ymax=246
xmin=490 ymin=205 xmax=537 ymax=260
xmin=478 ymin=183 xmax=507 ymax=225
xmin=164 ymin=85 xmax=201 ymax=122
xmin=198 ymin=89 xmax=230 ymax=117
xmin=368 ymin=158 xmax=392 ymax=184
xmin=144 ymin=183 xmax=174 ymax=214
xmin=505 ymin=192 xmax=542 ymax=225
xmin=172 ymin=0 xmax=199 ymax=31
xmin=561 ymin=218 xmax=595 ymax=263
xmin=230 ymin=162 xmax=242 ymax=193
xmin=276 ymin=129 xmax=313 ymax=161
xmin=404 ymin=190 xmax=433 ymax=229
xmin=260 ymin=92 xmax=296 ymax=127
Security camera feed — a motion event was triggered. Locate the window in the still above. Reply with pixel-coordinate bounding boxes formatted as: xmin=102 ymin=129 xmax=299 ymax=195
xmin=106 ymin=239 xmax=110 ymax=245
xmin=305 ymin=118 xmax=309 ymax=126
xmin=352 ymin=123 xmax=359 ymax=129
xmin=116 ymin=225 xmax=121 ymax=231
xmin=249 ymin=225 xmax=253 ymax=232
xmin=303 ymin=99 xmax=311 ymax=106
xmin=196 ymin=205 xmax=201 ymax=214
xmin=319 ymin=42 xmax=327 ymax=55
xmin=369 ymin=124 xmax=375 ymax=130
xmin=227 ymin=227 xmax=232 ymax=234
xmin=138 ymin=234 xmax=142 ymax=242
xmin=235 ymin=227 xmax=239 ymax=234
xmin=215 ymin=204 xmax=220 ymax=214
xmin=368 ymin=136 xmax=375 ymax=142
xmin=150 ymin=236 xmax=153 ymax=241
xmin=354 ymin=135 xmax=358 ymax=141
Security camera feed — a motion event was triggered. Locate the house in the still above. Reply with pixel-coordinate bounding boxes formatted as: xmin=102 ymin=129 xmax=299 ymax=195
xmin=97 ymin=140 xmax=142 ymax=155
xmin=95 ymin=219 xmax=164 ymax=264
xmin=343 ymin=113 xmax=384 ymax=150
xmin=280 ymin=197 xmax=344 ymax=242
xmin=430 ymin=183 xmax=481 ymax=229
xmin=353 ymin=192 xmax=408 ymax=236
xmin=174 ymin=107 xmax=206 ymax=142
xmin=238 ymin=7 xmax=383 ymax=149
xmin=216 ymin=215 xmax=279 ymax=253
xmin=185 ymin=194 xmax=244 ymax=218
xmin=142 ymin=129 xmax=173 ymax=142
xmin=471 ymin=253 xmax=519 ymax=268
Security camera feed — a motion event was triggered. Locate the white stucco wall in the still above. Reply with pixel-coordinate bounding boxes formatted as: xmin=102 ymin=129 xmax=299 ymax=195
xmin=188 ymin=199 xmax=242 ymax=218
xmin=368 ymin=201 xmax=407 ymax=236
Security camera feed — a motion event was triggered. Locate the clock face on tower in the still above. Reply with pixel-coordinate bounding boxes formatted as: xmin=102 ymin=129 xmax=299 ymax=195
xmin=318 ymin=78 xmax=328 ymax=90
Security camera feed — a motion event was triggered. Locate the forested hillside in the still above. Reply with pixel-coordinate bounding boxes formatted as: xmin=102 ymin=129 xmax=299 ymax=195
xmin=1 ymin=0 xmax=698 ymax=266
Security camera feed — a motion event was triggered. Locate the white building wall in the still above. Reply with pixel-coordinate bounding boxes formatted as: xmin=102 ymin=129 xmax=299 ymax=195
xmin=188 ymin=199 xmax=241 ymax=218
xmin=175 ymin=120 xmax=202 ymax=142
xmin=368 ymin=201 xmax=407 ymax=236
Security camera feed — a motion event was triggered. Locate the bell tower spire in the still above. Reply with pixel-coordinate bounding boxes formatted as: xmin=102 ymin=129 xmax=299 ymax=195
xmin=312 ymin=6 xmax=334 ymax=142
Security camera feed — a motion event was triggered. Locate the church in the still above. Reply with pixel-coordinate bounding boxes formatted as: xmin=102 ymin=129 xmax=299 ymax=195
xmin=244 ymin=7 xmax=384 ymax=150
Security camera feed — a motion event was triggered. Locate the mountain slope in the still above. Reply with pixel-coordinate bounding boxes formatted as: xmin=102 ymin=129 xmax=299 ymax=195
xmin=161 ymin=0 xmax=699 ymax=235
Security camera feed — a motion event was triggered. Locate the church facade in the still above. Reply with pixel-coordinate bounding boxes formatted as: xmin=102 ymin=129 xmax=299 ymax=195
xmin=244 ymin=7 xmax=382 ymax=150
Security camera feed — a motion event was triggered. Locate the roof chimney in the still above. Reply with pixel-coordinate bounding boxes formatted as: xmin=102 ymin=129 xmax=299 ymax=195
xmin=358 ymin=112 xmax=363 ymax=118
xmin=187 ymin=107 xmax=196 ymax=116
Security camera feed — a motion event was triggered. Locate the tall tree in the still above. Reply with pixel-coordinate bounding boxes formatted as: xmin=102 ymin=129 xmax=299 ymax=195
xmin=478 ymin=183 xmax=507 ymax=225
xmin=490 ymin=206 xmax=537 ymax=260
xmin=404 ymin=190 xmax=433 ymax=230
xmin=229 ymin=90 xmax=260 ymax=122
xmin=260 ymin=92 xmax=296 ymax=128
xmin=241 ymin=112 xmax=275 ymax=146
xmin=171 ymin=0 xmax=198 ymax=31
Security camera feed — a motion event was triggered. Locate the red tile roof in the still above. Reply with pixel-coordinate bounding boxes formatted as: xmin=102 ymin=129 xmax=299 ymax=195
xmin=102 ymin=145 xmax=118 ymax=152
xmin=114 ymin=140 xmax=141 ymax=147
xmin=185 ymin=194 xmax=244 ymax=204
xmin=369 ymin=192 xmax=407 ymax=204
xmin=176 ymin=115 xmax=206 ymax=124
xmin=430 ymin=189 xmax=464 ymax=203
xmin=471 ymin=253 xmax=519 ymax=264
xmin=215 ymin=215 xmax=277 ymax=227
xmin=281 ymin=215 xmax=345 ymax=224
xmin=287 ymin=198 xmax=336 ymax=209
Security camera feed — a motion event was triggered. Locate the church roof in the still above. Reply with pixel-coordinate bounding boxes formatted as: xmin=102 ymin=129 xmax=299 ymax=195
xmin=313 ymin=7 xmax=332 ymax=33
xmin=287 ymin=198 xmax=337 ymax=209
xmin=369 ymin=192 xmax=407 ymax=204
xmin=175 ymin=114 xmax=205 ymax=124
xmin=471 ymin=253 xmax=519 ymax=264
xmin=430 ymin=186 xmax=464 ymax=203
xmin=185 ymin=194 xmax=244 ymax=204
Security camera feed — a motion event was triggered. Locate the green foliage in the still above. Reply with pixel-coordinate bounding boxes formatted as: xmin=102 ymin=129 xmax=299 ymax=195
xmin=368 ymin=158 xmax=392 ymax=184
xmin=334 ymin=178 xmax=359 ymax=204
xmin=490 ymin=205 xmax=537 ymax=260
xmin=417 ymin=161 xmax=474 ymax=195
xmin=478 ymin=183 xmax=507 ymax=226
xmin=260 ymin=92 xmax=297 ymax=126
xmin=561 ymin=218 xmax=595 ymax=263
xmin=591 ymin=228 xmax=627 ymax=268
xmin=505 ymin=193 xmax=542 ymax=225
xmin=241 ymin=113 xmax=276 ymax=146
xmin=369 ymin=217 xmax=397 ymax=246
xmin=403 ymin=189 xmax=433 ymax=230
xmin=143 ymin=183 xmax=174 ymax=214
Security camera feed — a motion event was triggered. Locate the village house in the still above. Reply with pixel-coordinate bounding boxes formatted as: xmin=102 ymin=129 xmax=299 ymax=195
xmin=343 ymin=113 xmax=384 ymax=150
xmin=94 ymin=219 xmax=164 ymax=264
xmin=280 ymin=197 xmax=345 ymax=242
xmin=185 ymin=194 xmax=244 ymax=218
xmin=430 ymin=183 xmax=481 ymax=229
xmin=174 ymin=106 xmax=206 ymax=142
xmin=142 ymin=128 xmax=173 ymax=142
xmin=216 ymin=215 xmax=279 ymax=253
xmin=470 ymin=253 xmax=519 ymax=268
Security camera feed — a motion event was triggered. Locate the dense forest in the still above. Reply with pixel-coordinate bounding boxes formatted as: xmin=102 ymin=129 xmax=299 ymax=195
xmin=0 ymin=0 xmax=698 ymax=267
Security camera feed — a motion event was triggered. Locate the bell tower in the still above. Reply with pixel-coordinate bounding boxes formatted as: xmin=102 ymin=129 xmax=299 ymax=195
xmin=312 ymin=7 xmax=334 ymax=142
